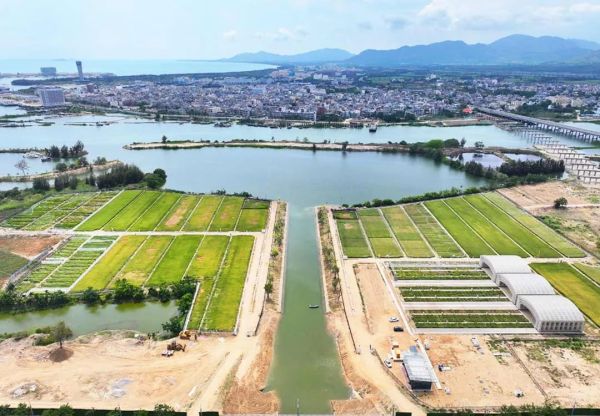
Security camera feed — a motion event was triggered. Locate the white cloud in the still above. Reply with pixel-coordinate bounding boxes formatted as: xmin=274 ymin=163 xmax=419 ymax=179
xmin=254 ymin=26 xmax=308 ymax=42
xmin=222 ymin=30 xmax=238 ymax=41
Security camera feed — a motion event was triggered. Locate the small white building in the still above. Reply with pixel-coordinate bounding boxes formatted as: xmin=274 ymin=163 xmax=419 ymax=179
xmin=480 ymin=255 xmax=532 ymax=282
xmin=518 ymin=295 xmax=585 ymax=334
xmin=496 ymin=273 xmax=555 ymax=303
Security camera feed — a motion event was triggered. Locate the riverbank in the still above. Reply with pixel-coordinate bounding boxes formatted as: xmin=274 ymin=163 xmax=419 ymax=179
xmin=0 ymin=160 xmax=121 ymax=182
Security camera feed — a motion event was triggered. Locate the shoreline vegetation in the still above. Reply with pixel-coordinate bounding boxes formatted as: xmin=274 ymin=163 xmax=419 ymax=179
xmin=0 ymin=160 xmax=121 ymax=182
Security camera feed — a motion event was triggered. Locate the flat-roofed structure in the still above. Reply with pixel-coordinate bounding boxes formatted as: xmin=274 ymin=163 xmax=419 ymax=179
xmin=497 ymin=273 xmax=555 ymax=303
xmin=480 ymin=255 xmax=532 ymax=282
xmin=518 ymin=295 xmax=584 ymax=333
xmin=401 ymin=346 xmax=434 ymax=391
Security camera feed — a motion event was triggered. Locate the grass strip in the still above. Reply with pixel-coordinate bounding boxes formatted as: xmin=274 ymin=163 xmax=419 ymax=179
xmin=147 ymin=235 xmax=203 ymax=285
xmin=77 ymin=190 xmax=141 ymax=231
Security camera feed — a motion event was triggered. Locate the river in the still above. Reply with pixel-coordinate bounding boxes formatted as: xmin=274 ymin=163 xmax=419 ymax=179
xmin=0 ymin=115 xmax=583 ymax=412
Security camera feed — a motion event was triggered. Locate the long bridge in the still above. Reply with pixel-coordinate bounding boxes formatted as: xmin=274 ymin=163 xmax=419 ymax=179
xmin=476 ymin=107 xmax=600 ymax=143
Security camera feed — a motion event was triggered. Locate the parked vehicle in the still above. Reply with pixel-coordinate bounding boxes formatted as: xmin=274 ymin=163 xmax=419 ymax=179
xmin=384 ymin=359 xmax=392 ymax=368
xmin=388 ymin=316 xmax=399 ymax=323
xmin=393 ymin=326 xmax=404 ymax=332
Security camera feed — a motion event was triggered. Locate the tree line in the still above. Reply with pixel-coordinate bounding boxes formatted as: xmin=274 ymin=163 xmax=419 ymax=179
xmin=47 ymin=140 xmax=86 ymax=159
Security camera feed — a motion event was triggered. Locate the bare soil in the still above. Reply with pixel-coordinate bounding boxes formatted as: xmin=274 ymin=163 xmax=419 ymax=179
xmin=48 ymin=347 xmax=73 ymax=362
xmin=0 ymin=235 xmax=63 ymax=259
xmin=499 ymin=181 xmax=600 ymax=208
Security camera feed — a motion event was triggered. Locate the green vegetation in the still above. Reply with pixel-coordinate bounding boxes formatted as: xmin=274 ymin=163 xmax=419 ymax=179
xmin=103 ymin=191 xmax=160 ymax=231
xmin=128 ymin=192 xmax=180 ymax=231
xmin=574 ymin=263 xmax=600 ymax=285
xmin=336 ymin=218 xmax=371 ymax=258
xmin=184 ymin=195 xmax=222 ymax=231
xmin=445 ymin=197 xmax=528 ymax=257
xmin=202 ymin=236 xmax=254 ymax=331
xmin=381 ymin=206 xmax=432 ymax=257
xmin=358 ymin=210 xmax=402 ymax=257
xmin=368 ymin=238 xmax=402 ymax=258
xmin=4 ymin=193 xmax=78 ymax=230
xmin=55 ymin=192 xmax=117 ymax=229
xmin=114 ymin=236 xmax=174 ymax=287
xmin=209 ymin=196 xmax=244 ymax=231
xmin=400 ymin=287 xmax=506 ymax=302
xmin=156 ymin=194 xmax=198 ymax=231
xmin=531 ymin=263 xmax=600 ymax=325
xmin=465 ymin=194 xmax=561 ymax=257
xmin=392 ymin=267 xmax=489 ymax=280
xmin=0 ymin=250 xmax=28 ymax=279
xmin=72 ymin=236 xmax=145 ymax=291
xmin=411 ymin=310 xmax=532 ymax=328
xmin=147 ymin=236 xmax=203 ymax=285
xmin=332 ymin=210 xmax=357 ymax=220
xmin=425 ymin=200 xmax=493 ymax=257
xmin=77 ymin=190 xmax=142 ymax=231
xmin=404 ymin=203 xmax=464 ymax=257
xmin=236 ymin=205 xmax=269 ymax=231
xmin=484 ymin=192 xmax=585 ymax=257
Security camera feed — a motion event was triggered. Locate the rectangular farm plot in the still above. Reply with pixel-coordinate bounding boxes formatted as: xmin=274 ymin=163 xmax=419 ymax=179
xmin=128 ymin=192 xmax=180 ymax=231
xmin=72 ymin=235 xmax=145 ymax=291
xmin=336 ymin=219 xmax=371 ymax=258
xmin=24 ymin=193 xmax=95 ymax=231
xmin=410 ymin=310 xmax=532 ymax=328
xmin=425 ymin=200 xmax=494 ymax=257
xmin=531 ymin=263 xmax=600 ymax=325
xmin=445 ymin=198 xmax=528 ymax=257
xmin=574 ymin=263 xmax=600 ymax=285
xmin=332 ymin=210 xmax=358 ymax=220
xmin=156 ymin=195 xmax=199 ymax=231
xmin=5 ymin=193 xmax=79 ymax=230
xmin=236 ymin=207 xmax=269 ymax=232
xmin=146 ymin=235 xmax=203 ymax=286
xmin=77 ymin=190 xmax=142 ymax=231
xmin=113 ymin=236 xmax=174 ymax=287
xmin=400 ymin=286 xmax=507 ymax=302
xmin=391 ymin=267 xmax=489 ymax=280
xmin=358 ymin=210 xmax=402 ymax=257
xmin=484 ymin=192 xmax=585 ymax=258
xmin=103 ymin=191 xmax=161 ymax=231
xmin=404 ymin=204 xmax=464 ymax=257
xmin=381 ymin=206 xmax=432 ymax=258
xmin=55 ymin=192 xmax=118 ymax=229
xmin=184 ymin=195 xmax=222 ymax=231
xmin=202 ymin=235 xmax=254 ymax=331
xmin=209 ymin=196 xmax=244 ymax=231
xmin=464 ymin=195 xmax=561 ymax=258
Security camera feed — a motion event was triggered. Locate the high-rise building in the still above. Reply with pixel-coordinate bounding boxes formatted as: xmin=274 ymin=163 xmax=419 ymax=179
xmin=40 ymin=67 xmax=57 ymax=76
xmin=76 ymin=60 xmax=84 ymax=81
xmin=38 ymin=88 xmax=65 ymax=107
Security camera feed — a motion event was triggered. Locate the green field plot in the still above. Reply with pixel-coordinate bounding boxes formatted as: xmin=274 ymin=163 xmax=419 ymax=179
xmin=72 ymin=235 xmax=145 ymax=291
xmin=184 ymin=195 xmax=222 ymax=231
xmin=41 ymin=249 xmax=105 ymax=288
xmin=358 ymin=210 xmax=402 ymax=256
xmin=77 ymin=190 xmax=142 ymax=231
xmin=24 ymin=193 xmax=95 ymax=231
xmin=484 ymin=192 xmax=585 ymax=258
xmin=381 ymin=206 xmax=432 ymax=258
xmin=114 ymin=236 xmax=173 ymax=287
xmin=147 ymin=235 xmax=203 ymax=286
xmin=55 ymin=192 xmax=117 ymax=229
xmin=243 ymin=199 xmax=270 ymax=209
xmin=186 ymin=236 xmax=230 ymax=329
xmin=404 ymin=204 xmax=464 ymax=257
xmin=209 ymin=196 xmax=244 ymax=231
xmin=202 ymin=235 xmax=254 ymax=331
xmin=464 ymin=195 xmax=561 ymax=258
xmin=368 ymin=238 xmax=403 ymax=257
xmin=332 ymin=210 xmax=358 ymax=220
xmin=531 ymin=263 xmax=600 ymax=325
xmin=128 ymin=192 xmax=180 ymax=231
xmin=336 ymin=219 xmax=371 ymax=258
xmin=236 ymin=207 xmax=269 ymax=232
xmin=574 ymin=263 xmax=600 ymax=285
xmin=103 ymin=191 xmax=161 ymax=231
xmin=425 ymin=200 xmax=495 ymax=257
xmin=0 ymin=250 xmax=27 ymax=278
xmin=446 ymin=198 xmax=528 ymax=257
xmin=391 ymin=267 xmax=489 ymax=280
xmin=410 ymin=310 xmax=532 ymax=328
xmin=157 ymin=195 xmax=198 ymax=231
xmin=400 ymin=287 xmax=506 ymax=302
xmin=4 ymin=193 xmax=74 ymax=229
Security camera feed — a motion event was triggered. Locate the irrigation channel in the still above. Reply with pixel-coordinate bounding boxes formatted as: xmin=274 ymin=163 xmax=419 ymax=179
xmin=0 ymin=113 xmax=589 ymax=412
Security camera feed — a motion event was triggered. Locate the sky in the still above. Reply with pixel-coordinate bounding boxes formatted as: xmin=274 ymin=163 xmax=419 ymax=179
xmin=1 ymin=0 xmax=600 ymax=59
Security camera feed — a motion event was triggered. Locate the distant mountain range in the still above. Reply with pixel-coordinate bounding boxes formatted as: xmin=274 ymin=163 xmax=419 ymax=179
xmin=225 ymin=35 xmax=600 ymax=67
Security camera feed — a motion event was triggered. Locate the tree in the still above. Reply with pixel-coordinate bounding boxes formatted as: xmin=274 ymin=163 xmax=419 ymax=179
xmin=474 ymin=141 xmax=485 ymax=149
xmin=15 ymin=159 xmax=29 ymax=175
xmin=41 ymin=405 xmax=75 ymax=416
xmin=94 ymin=156 xmax=107 ymax=165
xmin=60 ymin=145 xmax=70 ymax=158
xmin=554 ymin=197 xmax=568 ymax=209
xmin=56 ymin=162 xmax=68 ymax=172
xmin=161 ymin=135 xmax=168 ymax=143
xmin=52 ymin=321 xmax=73 ymax=349
xmin=460 ymin=138 xmax=467 ymax=147
xmin=32 ymin=178 xmax=50 ymax=191
xmin=161 ymin=316 xmax=183 ymax=336
xmin=81 ymin=287 xmax=100 ymax=304
xmin=48 ymin=145 xmax=61 ymax=159
xmin=153 ymin=404 xmax=176 ymax=416
xmin=264 ymin=280 xmax=273 ymax=300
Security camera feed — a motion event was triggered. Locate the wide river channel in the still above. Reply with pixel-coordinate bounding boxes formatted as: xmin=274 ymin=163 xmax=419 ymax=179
xmin=0 ymin=114 xmax=590 ymax=412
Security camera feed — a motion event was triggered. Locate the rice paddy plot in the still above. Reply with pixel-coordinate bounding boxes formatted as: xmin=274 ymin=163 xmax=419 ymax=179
xmin=103 ymin=191 xmax=161 ymax=231
xmin=156 ymin=195 xmax=199 ymax=231
xmin=128 ymin=192 xmax=180 ymax=231
xmin=425 ymin=200 xmax=494 ymax=257
xmin=335 ymin=219 xmax=371 ymax=258
xmin=358 ymin=210 xmax=402 ymax=257
xmin=400 ymin=287 xmax=507 ymax=302
xmin=464 ymin=195 xmax=561 ymax=258
xmin=410 ymin=310 xmax=532 ymax=328
xmin=77 ymin=190 xmax=142 ymax=231
xmin=113 ymin=236 xmax=173 ymax=287
xmin=404 ymin=203 xmax=464 ymax=257
xmin=531 ymin=263 xmax=600 ymax=326
xmin=445 ymin=198 xmax=528 ymax=257
xmin=147 ymin=235 xmax=203 ymax=286
xmin=484 ymin=192 xmax=585 ymax=258
xmin=209 ymin=196 xmax=244 ymax=231
xmin=381 ymin=206 xmax=432 ymax=258
xmin=72 ymin=235 xmax=145 ymax=291
xmin=236 ymin=206 xmax=269 ymax=232
xmin=368 ymin=238 xmax=403 ymax=258
xmin=332 ymin=210 xmax=358 ymax=220
xmin=201 ymin=235 xmax=254 ymax=332
xmin=184 ymin=195 xmax=222 ymax=231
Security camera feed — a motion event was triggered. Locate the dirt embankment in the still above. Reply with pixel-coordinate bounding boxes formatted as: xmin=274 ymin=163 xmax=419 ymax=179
xmin=317 ymin=207 xmax=342 ymax=311
xmin=0 ymin=235 xmax=63 ymax=259
xmin=267 ymin=202 xmax=287 ymax=312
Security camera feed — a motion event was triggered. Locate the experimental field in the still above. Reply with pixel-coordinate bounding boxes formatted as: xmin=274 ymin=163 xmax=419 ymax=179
xmin=333 ymin=192 xmax=585 ymax=259
xmin=3 ymin=190 xmax=271 ymax=332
